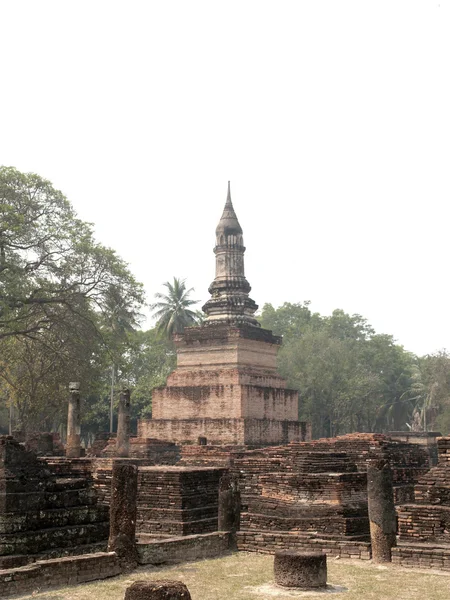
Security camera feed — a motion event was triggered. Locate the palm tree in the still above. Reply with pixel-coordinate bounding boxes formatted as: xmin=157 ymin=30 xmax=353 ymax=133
xmin=151 ymin=278 xmax=199 ymax=338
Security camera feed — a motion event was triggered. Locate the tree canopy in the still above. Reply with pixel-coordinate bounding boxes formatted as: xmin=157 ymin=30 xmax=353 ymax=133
xmin=260 ymin=302 xmax=450 ymax=437
xmin=0 ymin=166 xmax=144 ymax=342
xmin=0 ymin=167 xmax=145 ymax=432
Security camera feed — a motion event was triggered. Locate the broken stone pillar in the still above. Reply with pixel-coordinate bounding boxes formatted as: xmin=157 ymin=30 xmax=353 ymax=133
xmin=116 ymin=387 xmax=131 ymax=458
xmin=66 ymin=382 xmax=81 ymax=458
xmin=108 ymin=462 xmax=138 ymax=569
xmin=124 ymin=580 xmax=192 ymax=599
xmin=367 ymin=458 xmax=397 ymax=562
xmin=274 ymin=551 xmax=327 ymax=588
xmin=218 ymin=472 xmax=241 ymax=547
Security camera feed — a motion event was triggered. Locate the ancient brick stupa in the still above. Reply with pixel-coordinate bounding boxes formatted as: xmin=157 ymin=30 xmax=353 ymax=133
xmin=139 ymin=184 xmax=309 ymax=445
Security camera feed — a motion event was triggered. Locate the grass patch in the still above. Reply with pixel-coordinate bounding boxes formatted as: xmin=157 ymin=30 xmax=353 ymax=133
xmin=20 ymin=553 xmax=450 ymax=600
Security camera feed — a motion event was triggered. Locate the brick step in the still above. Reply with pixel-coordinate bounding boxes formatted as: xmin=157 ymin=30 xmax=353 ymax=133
xmin=239 ymin=527 xmax=369 ymax=542
xmin=236 ymin=530 xmax=371 ymax=559
xmin=241 ymin=512 xmax=369 ymax=536
xmin=0 ymin=521 xmax=109 ymax=556
xmin=0 ymin=486 xmax=97 ymax=513
xmin=0 ymin=504 xmax=109 ymax=534
xmin=0 ymin=541 xmax=107 ymax=569
xmin=392 ymin=543 xmax=450 ymax=570
xmin=0 ymin=552 xmax=121 ymax=597
xmin=246 ymin=498 xmax=367 ymax=517
xmin=137 ymin=517 xmax=218 ymax=536
xmin=137 ymin=493 xmax=219 ymax=510
xmin=137 ymin=505 xmax=218 ymax=522
xmin=0 ymin=474 xmax=90 ymax=495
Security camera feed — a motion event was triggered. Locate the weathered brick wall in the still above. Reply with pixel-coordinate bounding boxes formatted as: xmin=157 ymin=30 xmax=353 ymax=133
xmin=152 ymin=371 xmax=298 ymax=421
xmin=138 ymin=418 xmax=246 ymax=444
xmin=236 ymin=531 xmax=371 ymax=559
xmin=136 ymin=466 xmax=226 ymax=537
xmin=137 ymin=532 xmax=231 ymax=565
xmin=0 ymin=551 xmax=120 ymax=598
xmin=138 ymin=418 xmax=307 ymax=445
xmin=175 ymin=326 xmax=281 ymax=373
xmin=396 ymin=437 xmax=450 ymax=549
xmin=144 ymin=323 xmax=304 ymax=446
xmin=397 ymin=504 xmax=450 ymax=542
xmin=100 ymin=437 xmax=181 ymax=462
xmin=392 ymin=545 xmax=450 ymax=570
xmin=0 ymin=440 xmax=109 ymax=566
xmin=225 ymin=445 xmax=371 ymax=549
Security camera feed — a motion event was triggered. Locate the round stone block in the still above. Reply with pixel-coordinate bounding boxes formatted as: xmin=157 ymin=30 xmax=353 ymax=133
xmin=124 ymin=580 xmax=192 ymax=600
xmin=274 ymin=550 xmax=327 ymax=588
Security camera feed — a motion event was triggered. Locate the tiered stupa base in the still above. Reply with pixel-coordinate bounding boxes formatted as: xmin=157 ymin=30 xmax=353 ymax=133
xmin=139 ymin=325 xmax=309 ymax=446
xmin=139 ymin=417 xmax=308 ymax=446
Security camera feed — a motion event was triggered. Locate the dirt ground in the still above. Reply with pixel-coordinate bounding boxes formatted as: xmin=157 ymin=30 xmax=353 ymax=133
xmin=16 ymin=552 xmax=450 ymax=600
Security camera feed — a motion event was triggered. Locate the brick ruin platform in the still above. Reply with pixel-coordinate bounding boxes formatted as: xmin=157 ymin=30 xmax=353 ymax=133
xmin=180 ymin=433 xmax=432 ymax=502
xmin=177 ymin=433 xmax=432 ymax=559
xmin=0 ymin=551 xmax=121 ymax=598
xmin=232 ymin=444 xmax=371 ymax=558
xmin=100 ymin=436 xmax=181 ymax=462
xmin=138 ymin=186 xmax=309 ymax=446
xmin=295 ymin=433 xmax=432 ymax=503
xmin=393 ymin=437 xmax=450 ymax=570
xmin=136 ymin=466 xmax=226 ymax=539
xmin=0 ymin=438 xmax=109 ymax=569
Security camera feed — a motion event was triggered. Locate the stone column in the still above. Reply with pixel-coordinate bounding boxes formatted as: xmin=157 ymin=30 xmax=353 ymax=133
xmin=218 ymin=472 xmax=241 ymax=548
xmin=66 ymin=382 xmax=81 ymax=458
xmin=116 ymin=387 xmax=131 ymax=458
xmin=108 ymin=462 xmax=138 ymax=569
xmin=367 ymin=458 xmax=397 ymax=562
xmin=274 ymin=551 xmax=327 ymax=589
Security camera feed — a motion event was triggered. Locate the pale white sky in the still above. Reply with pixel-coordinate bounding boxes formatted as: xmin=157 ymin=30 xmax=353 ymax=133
xmin=1 ymin=1 xmax=449 ymax=356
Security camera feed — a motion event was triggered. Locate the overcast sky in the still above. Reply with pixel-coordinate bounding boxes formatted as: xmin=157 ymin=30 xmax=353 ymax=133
xmin=1 ymin=1 xmax=449 ymax=356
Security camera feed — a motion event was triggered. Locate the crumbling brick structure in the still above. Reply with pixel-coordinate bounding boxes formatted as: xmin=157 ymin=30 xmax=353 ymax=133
xmin=232 ymin=444 xmax=371 ymax=558
xmin=393 ymin=437 xmax=450 ymax=570
xmin=136 ymin=466 xmax=226 ymax=538
xmin=0 ymin=437 xmax=109 ymax=569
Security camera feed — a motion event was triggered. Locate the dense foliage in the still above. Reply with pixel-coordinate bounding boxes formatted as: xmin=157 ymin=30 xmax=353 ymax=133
xmin=0 ymin=167 xmax=144 ymax=432
xmin=260 ymin=302 xmax=450 ymax=437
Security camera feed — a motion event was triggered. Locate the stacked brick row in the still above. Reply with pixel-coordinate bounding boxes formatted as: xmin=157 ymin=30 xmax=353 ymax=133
xmin=179 ymin=444 xmax=248 ymax=467
xmin=0 ymin=438 xmax=109 ymax=568
xmin=101 ymin=437 xmax=181 ymax=462
xmin=0 ymin=552 xmax=120 ymax=598
xmin=236 ymin=531 xmax=371 ymax=559
xmin=294 ymin=433 xmax=431 ymax=503
xmin=393 ymin=437 xmax=450 ymax=570
xmin=136 ymin=467 xmax=226 ymax=537
xmin=229 ymin=445 xmax=370 ymax=555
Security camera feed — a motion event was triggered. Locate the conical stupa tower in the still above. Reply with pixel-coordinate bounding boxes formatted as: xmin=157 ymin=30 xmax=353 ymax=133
xmin=203 ymin=182 xmax=259 ymax=327
xmin=138 ymin=184 xmax=309 ymax=446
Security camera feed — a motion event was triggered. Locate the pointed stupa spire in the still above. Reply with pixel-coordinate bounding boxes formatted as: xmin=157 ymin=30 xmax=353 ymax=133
xmin=203 ymin=183 xmax=260 ymax=328
xmin=216 ymin=181 xmax=242 ymax=235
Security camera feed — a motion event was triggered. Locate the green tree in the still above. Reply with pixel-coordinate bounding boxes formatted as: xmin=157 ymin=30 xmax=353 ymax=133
xmin=0 ymin=167 xmax=145 ymax=431
xmin=151 ymin=277 xmax=199 ymax=338
xmin=260 ymin=302 xmax=415 ymax=437
xmin=401 ymin=351 xmax=450 ymax=433
xmin=81 ymin=327 xmax=176 ymax=440
xmin=0 ymin=166 xmax=144 ymax=342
